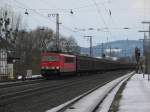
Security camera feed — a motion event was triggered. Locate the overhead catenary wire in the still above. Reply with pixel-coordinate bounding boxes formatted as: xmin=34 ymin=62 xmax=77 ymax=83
xmin=7 ymin=0 xmax=116 ymax=15
xmin=3 ymin=0 xmax=87 ymax=37
xmin=101 ymin=2 xmax=125 ymax=41
xmin=15 ymin=0 xmax=89 ymax=37
xmin=33 ymin=0 xmax=109 ymax=11
xmin=2 ymin=0 xmax=143 ymax=44
xmin=91 ymin=0 xmax=107 ymax=26
xmin=4 ymin=0 xmax=49 ymax=27
xmin=91 ymin=0 xmax=113 ymax=42
xmin=1 ymin=0 xmax=98 ymax=36
xmin=95 ymin=1 xmax=136 ymax=42
xmin=38 ymin=0 xmax=57 ymax=9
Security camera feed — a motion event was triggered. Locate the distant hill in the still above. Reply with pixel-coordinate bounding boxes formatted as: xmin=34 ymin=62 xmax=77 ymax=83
xmin=80 ymin=40 xmax=143 ymax=57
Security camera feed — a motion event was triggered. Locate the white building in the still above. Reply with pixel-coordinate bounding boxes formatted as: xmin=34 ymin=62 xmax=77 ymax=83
xmin=0 ymin=49 xmax=8 ymax=79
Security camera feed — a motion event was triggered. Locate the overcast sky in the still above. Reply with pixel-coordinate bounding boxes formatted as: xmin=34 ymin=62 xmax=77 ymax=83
xmin=1 ymin=0 xmax=150 ymax=47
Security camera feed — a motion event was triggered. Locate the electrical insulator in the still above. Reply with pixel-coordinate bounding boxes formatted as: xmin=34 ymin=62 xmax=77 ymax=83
xmin=25 ymin=9 xmax=29 ymax=15
xmin=70 ymin=9 xmax=74 ymax=14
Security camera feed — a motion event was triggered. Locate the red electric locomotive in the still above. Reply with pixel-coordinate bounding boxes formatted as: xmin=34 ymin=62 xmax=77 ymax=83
xmin=41 ymin=51 xmax=135 ymax=78
xmin=41 ymin=52 xmax=76 ymax=78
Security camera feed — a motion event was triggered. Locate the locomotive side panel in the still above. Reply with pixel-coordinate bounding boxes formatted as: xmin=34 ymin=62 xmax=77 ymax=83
xmin=60 ymin=54 xmax=76 ymax=73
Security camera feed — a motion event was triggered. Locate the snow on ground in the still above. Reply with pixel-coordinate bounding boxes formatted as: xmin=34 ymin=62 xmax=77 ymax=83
xmin=17 ymin=74 xmax=42 ymax=79
xmin=95 ymin=77 xmax=127 ymax=112
xmin=118 ymin=74 xmax=150 ymax=112
xmin=31 ymin=74 xmax=42 ymax=78
xmin=47 ymin=72 xmax=134 ymax=112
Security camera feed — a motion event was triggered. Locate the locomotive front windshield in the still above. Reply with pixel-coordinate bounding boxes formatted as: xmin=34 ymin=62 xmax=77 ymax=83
xmin=42 ymin=56 xmax=59 ymax=61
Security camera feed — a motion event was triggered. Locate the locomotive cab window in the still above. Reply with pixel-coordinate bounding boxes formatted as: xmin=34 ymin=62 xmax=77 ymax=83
xmin=42 ymin=56 xmax=59 ymax=61
xmin=64 ymin=57 xmax=74 ymax=63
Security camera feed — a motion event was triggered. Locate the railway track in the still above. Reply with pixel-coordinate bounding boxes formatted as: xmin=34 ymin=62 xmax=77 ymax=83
xmin=0 ymin=72 xmax=116 ymax=104
xmin=47 ymin=72 xmax=134 ymax=112
xmin=0 ymin=70 xmax=131 ymax=112
xmin=0 ymin=78 xmax=45 ymax=89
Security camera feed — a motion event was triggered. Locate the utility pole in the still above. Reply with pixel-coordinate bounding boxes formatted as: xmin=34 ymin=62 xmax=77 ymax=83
xmin=139 ymin=21 xmax=150 ymax=81
xmin=138 ymin=32 xmax=148 ymax=76
xmin=56 ymin=14 xmax=60 ymax=52
xmin=84 ymin=36 xmax=93 ymax=57
xmin=139 ymin=34 xmax=147 ymax=78
xmin=48 ymin=13 xmax=61 ymax=52
xmin=144 ymin=33 xmax=147 ymax=77
xmin=101 ymin=43 xmax=105 ymax=57
xmin=109 ymin=46 xmax=111 ymax=57
xmin=90 ymin=37 xmax=92 ymax=57
xmin=0 ymin=18 xmax=3 ymax=40
xmin=141 ymin=21 xmax=150 ymax=39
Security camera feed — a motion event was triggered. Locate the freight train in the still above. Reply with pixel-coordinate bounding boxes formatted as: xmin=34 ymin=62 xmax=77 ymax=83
xmin=40 ymin=52 xmax=135 ymax=78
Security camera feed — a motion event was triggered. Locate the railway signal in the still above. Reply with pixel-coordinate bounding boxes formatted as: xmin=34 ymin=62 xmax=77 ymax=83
xmin=70 ymin=9 xmax=74 ymax=14
xmin=25 ymin=9 xmax=29 ymax=15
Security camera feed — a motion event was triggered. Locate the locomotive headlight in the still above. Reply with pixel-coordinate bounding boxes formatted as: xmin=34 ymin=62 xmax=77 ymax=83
xmin=46 ymin=66 xmax=49 ymax=69
xmin=56 ymin=66 xmax=59 ymax=69
xmin=51 ymin=67 xmax=55 ymax=69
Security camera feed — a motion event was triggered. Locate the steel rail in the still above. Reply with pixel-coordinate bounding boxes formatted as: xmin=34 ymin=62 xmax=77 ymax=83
xmin=0 ymin=74 xmax=109 ymax=104
xmin=0 ymin=78 xmax=45 ymax=88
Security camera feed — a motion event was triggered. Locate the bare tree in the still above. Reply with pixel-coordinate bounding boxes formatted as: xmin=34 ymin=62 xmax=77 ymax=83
xmin=64 ymin=37 xmax=80 ymax=54
xmin=30 ymin=27 xmax=54 ymax=50
xmin=14 ymin=27 xmax=54 ymax=74
xmin=0 ymin=6 xmax=23 ymax=49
